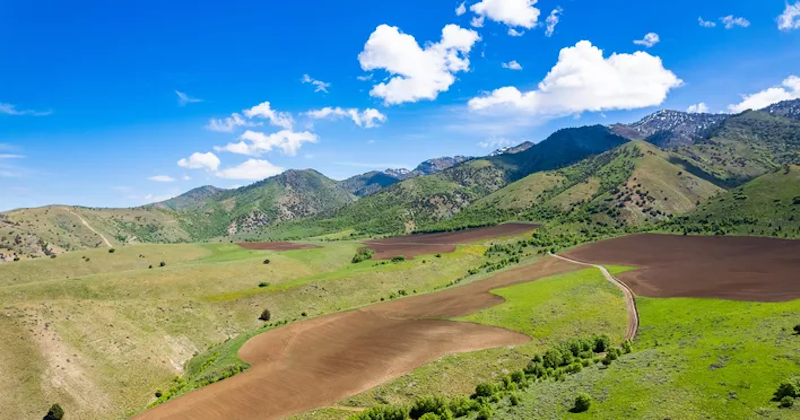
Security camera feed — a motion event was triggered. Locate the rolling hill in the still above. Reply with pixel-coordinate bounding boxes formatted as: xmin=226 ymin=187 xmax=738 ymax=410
xmin=339 ymin=155 xmax=472 ymax=197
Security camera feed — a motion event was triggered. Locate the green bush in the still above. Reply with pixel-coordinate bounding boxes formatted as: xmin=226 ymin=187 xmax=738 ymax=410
xmin=573 ymin=393 xmax=592 ymax=413
xmin=349 ymin=404 xmax=409 ymax=420
xmin=42 ymin=404 xmax=64 ymax=420
xmin=509 ymin=393 xmax=521 ymax=406
xmin=258 ymin=282 xmax=270 ymax=288
xmin=475 ymin=382 xmax=498 ymax=398
xmin=448 ymin=396 xmax=478 ymax=417
xmin=794 ymin=324 xmax=800 ymax=335
xmin=391 ymin=255 xmax=406 ymax=263
xmin=263 ymin=259 xmax=271 ymax=265
xmin=622 ymin=339 xmax=633 ymax=354
xmin=780 ymin=396 xmax=794 ymax=408
xmin=159 ymin=261 xmax=166 ymax=267
xmin=108 ymin=248 xmax=116 ymax=253
xmin=352 ymin=248 xmax=375 ymax=263
xmin=419 ymin=413 xmax=442 ymax=420
xmin=593 ymin=334 xmax=611 ymax=352
xmin=775 ymin=381 xmax=798 ymax=400
xmin=410 ymin=395 xmax=452 ymax=420
xmin=476 ymin=404 xmax=494 ymax=420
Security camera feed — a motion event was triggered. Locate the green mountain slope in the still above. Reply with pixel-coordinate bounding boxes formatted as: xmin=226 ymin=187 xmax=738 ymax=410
xmin=154 ymin=186 xmax=224 ymax=210
xmin=660 ymin=165 xmax=800 ymax=237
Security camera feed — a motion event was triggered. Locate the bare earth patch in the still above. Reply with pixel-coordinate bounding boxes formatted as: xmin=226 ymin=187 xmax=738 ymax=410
xmin=564 ymin=233 xmax=800 ymax=302
xmin=363 ymin=223 xmax=538 ymax=260
xmin=132 ymin=256 xmax=578 ymax=420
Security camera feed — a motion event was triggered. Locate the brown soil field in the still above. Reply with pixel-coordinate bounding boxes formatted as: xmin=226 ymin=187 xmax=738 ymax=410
xmin=132 ymin=256 xmax=578 ymax=420
xmin=237 ymin=242 xmax=322 ymax=251
xmin=564 ymin=233 xmax=800 ymax=302
xmin=363 ymin=223 xmax=538 ymax=260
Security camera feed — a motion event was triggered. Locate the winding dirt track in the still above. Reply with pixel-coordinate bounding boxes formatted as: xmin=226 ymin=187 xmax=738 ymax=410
xmin=564 ymin=234 xmax=800 ymax=302
xmin=550 ymin=253 xmax=639 ymax=339
xmin=62 ymin=207 xmax=112 ymax=247
xmin=132 ymin=257 xmax=579 ymax=420
xmin=363 ymin=223 xmax=539 ymax=260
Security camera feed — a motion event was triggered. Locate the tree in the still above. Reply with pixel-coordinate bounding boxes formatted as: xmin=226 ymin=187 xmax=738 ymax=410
xmin=794 ymin=324 xmax=800 ymax=335
xmin=263 ymin=259 xmax=271 ymax=265
xmin=573 ymin=393 xmax=592 ymax=413
xmin=774 ymin=381 xmax=798 ymax=400
xmin=108 ymin=248 xmax=116 ymax=253
xmin=159 ymin=261 xmax=166 ymax=267
xmin=259 ymin=309 xmax=272 ymax=321
xmin=43 ymin=404 xmax=64 ymax=420
xmin=780 ymin=396 xmax=794 ymax=408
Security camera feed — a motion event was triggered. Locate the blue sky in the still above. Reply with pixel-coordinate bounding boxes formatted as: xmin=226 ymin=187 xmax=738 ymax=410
xmin=1 ymin=0 xmax=799 ymax=211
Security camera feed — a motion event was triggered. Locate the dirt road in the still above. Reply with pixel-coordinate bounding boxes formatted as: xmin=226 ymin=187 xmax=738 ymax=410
xmin=132 ymin=256 xmax=578 ymax=420
xmin=61 ymin=207 xmax=113 ymax=248
xmin=550 ymin=253 xmax=639 ymax=339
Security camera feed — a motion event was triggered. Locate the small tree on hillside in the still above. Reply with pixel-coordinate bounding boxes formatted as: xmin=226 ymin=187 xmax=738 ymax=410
xmin=43 ymin=403 xmax=64 ymax=420
xmin=259 ymin=308 xmax=272 ymax=321
xmin=573 ymin=393 xmax=592 ymax=413
xmin=794 ymin=324 xmax=800 ymax=335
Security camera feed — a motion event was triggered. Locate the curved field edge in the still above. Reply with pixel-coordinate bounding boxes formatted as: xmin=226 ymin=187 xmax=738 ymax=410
xmin=337 ymin=266 xmax=632 ymax=408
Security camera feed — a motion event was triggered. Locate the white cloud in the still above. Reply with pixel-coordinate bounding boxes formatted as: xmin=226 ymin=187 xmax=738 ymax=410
xmin=301 ymin=74 xmax=331 ymax=93
xmin=335 ymin=161 xmax=410 ymax=169
xmin=149 ymin=175 xmax=176 ymax=182
xmin=778 ymin=2 xmax=800 ymax=31
xmin=182 ymin=175 xmax=192 ymax=181
xmin=545 ymin=8 xmax=562 ymax=37
xmin=144 ymin=193 xmax=175 ymax=202
xmin=243 ymin=101 xmax=294 ymax=130
xmin=468 ymin=41 xmax=683 ymax=118
xmin=471 ymin=16 xmax=485 ymax=27
xmin=0 ymin=103 xmax=51 ymax=116
xmin=687 ymin=103 xmax=709 ymax=113
xmin=357 ymin=74 xmax=374 ymax=81
xmin=508 ymin=28 xmax=525 ymax=37
xmin=633 ymin=32 xmax=660 ymax=48
xmin=177 ymin=152 xmax=221 ymax=171
xmin=305 ymin=107 xmax=387 ymax=128
xmin=216 ymin=159 xmax=284 ymax=180
xmin=175 ymin=90 xmax=202 ymax=106
xmin=470 ymin=0 xmax=540 ymax=29
xmin=206 ymin=113 xmax=258 ymax=132
xmin=721 ymin=15 xmax=750 ymax=29
xmin=358 ymin=24 xmax=481 ymax=105
xmin=478 ymin=136 xmax=513 ymax=148
xmin=215 ymin=130 xmax=318 ymax=157
xmin=502 ymin=60 xmax=523 ymax=70
xmin=456 ymin=2 xmax=466 ymax=16
xmin=727 ymin=75 xmax=800 ymax=113
xmin=0 ymin=154 xmax=25 ymax=159
xmin=698 ymin=17 xmax=717 ymax=27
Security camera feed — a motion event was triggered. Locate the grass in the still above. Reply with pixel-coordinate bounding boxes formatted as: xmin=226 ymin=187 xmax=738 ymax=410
xmin=342 ymin=266 xmax=631 ymax=407
xmin=490 ymin=296 xmax=800 ymax=419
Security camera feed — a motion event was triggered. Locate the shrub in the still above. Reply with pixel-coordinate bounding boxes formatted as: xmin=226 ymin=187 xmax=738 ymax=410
xmin=50 ymin=254 xmax=57 ymax=259
xmin=301 ymin=311 xmax=307 ymax=317
xmin=509 ymin=393 xmax=521 ymax=406
xmin=593 ymin=334 xmax=611 ymax=353
xmin=606 ymin=347 xmax=621 ymax=361
xmin=573 ymin=393 xmax=592 ymax=413
xmin=410 ymin=395 xmax=452 ymax=420
xmin=448 ymin=396 xmax=478 ymax=417
xmin=435 ymin=254 xmax=442 ymax=258
xmin=43 ymin=404 xmax=64 ymax=420
xmin=352 ymin=248 xmax=375 ymax=264
xmin=148 ymin=265 xmax=153 ymax=269
xmin=159 ymin=261 xmax=166 ymax=267
xmin=259 ymin=309 xmax=272 ymax=321
xmin=263 ymin=259 xmax=271 ymax=265
xmin=794 ymin=324 xmax=800 ymax=335
xmin=391 ymin=256 xmax=406 ymax=263
xmin=155 ymin=390 xmax=163 ymax=398
xmin=775 ymin=381 xmax=798 ymax=400
xmin=419 ymin=413 xmax=442 ymax=420
xmin=350 ymin=404 xmax=409 ymax=420
xmin=510 ymin=370 xmax=525 ymax=385
xmin=622 ymin=339 xmax=633 ymax=354
xmin=258 ymin=282 xmax=270 ymax=288
xmin=108 ymin=248 xmax=116 ymax=253
xmin=475 ymin=382 xmax=498 ymax=398
xmin=475 ymin=405 xmax=494 ymax=420
xmin=780 ymin=396 xmax=794 ymax=408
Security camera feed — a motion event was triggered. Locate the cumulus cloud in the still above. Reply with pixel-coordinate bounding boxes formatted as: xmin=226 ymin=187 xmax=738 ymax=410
xmin=177 ymin=152 xmax=221 ymax=171
xmin=470 ymin=0 xmax=540 ymax=29
xmin=456 ymin=2 xmax=466 ymax=16
xmin=687 ymin=103 xmax=709 ymax=113
xmin=633 ymin=32 xmax=660 ymax=48
xmin=545 ymin=8 xmax=562 ymax=37
xmin=148 ymin=175 xmax=176 ymax=182
xmin=698 ymin=17 xmax=717 ymax=28
xmin=358 ymin=24 xmax=481 ymax=105
xmin=471 ymin=16 xmax=485 ymax=27
xmin=721 ymin=15 xmax=750 ymax=29
xmin=727 ymin=75 xmax=800 ymax=113
xmin=478 ymin=136 xmax=513 ymax=148
xmin=243 ymin=102 xmax=294 ymax=130
xmin=502 ymin=60 xmax=523 ymax=70
xmin=0 ymin=103 xmax=51 ymax=116
xmin=215 ymin=159 xmax=284 ymax=180
xmin=301 ymin=74 xmax=331 ymax=93
xmin=468 ymin=41 xmax=683 ymax=118
xmin=215 ymin=130 xmax=318 ymax=157
xmin=508 ymin=28 xmax=524 ymax=37
xmin=778 ymin=2 xmax=800 ymax=31
xmin=305 ymin=107 xmax=387 ymax=128
xmin=206 ymin=113 xmax=259 ymax=132
xmin=175 ymin=90 xmax=202 ymax=106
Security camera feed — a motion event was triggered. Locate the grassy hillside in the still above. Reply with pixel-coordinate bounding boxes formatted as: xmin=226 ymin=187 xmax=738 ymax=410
xmin=660 ymin=165 xmax=800 ymax=237
xmin=669 ymin=110 xmax=800 ymax=187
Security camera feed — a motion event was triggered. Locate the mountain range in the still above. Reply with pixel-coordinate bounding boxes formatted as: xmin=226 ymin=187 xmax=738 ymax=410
xmin=2 ymin=98 xmax=799 ymax=260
